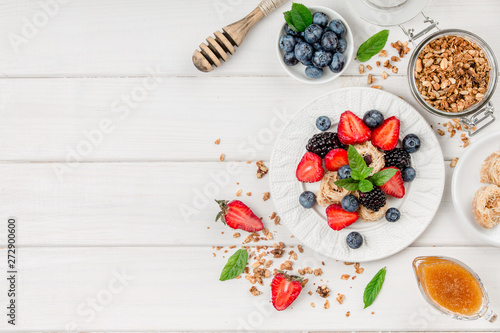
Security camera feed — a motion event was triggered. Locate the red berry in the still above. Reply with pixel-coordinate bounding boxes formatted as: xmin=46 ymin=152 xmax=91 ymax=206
xmin=215 ymin=200 xmax=264 ymax=232
xmin=326 ymin=204 xmax=358 ymax=231
xmin=379 ymin=167 xmax=405 ymax=198
xmin=296 ymin=152 xmax=324 ymax=183
xmin=324 ymin=148 xmax=349 ymax=171
xmin=271 ymin=271 xmax=303 ymax=311
xmin=337 ymin=111 xmax=371 ymax=145
xmin=371 ymin=116 xmax=400 ymax=151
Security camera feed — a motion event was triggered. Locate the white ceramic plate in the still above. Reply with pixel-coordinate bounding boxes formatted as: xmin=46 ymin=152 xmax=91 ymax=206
xmin=276 ymin=6 xmax=354 ymax=84
xmin=269 ymin=87 xmax=445 ymax=262
xmin=452 ymin=131 xmax=500 ymax=246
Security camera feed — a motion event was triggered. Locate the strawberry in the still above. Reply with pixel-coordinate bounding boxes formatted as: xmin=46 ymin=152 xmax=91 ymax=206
xmin=271 ymin=271 xmax=303 ymax=311
xmin=379 ymin=167 xmax=405 ymax=198
xmin=337 ymin=111 xmax=371 ymax=145
xmin=326 ymin=204 xmax=358 ymax=231
xmin=296 ymin=152 xmax=324 ymax=183
xmin=371 ymin=116 xmax=400 ymax=151
xmin=215 ymin=200 xmax=264 ymax=232
xmin=324 ymin=148 xmax=348 ymax=171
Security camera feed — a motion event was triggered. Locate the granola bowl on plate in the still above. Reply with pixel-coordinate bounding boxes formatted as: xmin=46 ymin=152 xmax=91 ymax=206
xmin=269 ymin=87 xmax=445 ymax=262
xmin=408 ymin=29 xmax=498 ymax=136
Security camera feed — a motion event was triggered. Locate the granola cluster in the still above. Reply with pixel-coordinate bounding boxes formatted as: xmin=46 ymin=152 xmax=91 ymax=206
xmin=415 ymin=35 xmax=490 ymax=113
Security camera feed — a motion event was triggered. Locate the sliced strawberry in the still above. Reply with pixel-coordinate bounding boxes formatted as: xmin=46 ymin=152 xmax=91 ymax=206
xmin=326 ymin=204 xmax=358 ymax=231
xmin=379 ymin=167 xmax=405 ymax=198
xmin=371 ymin=116 xmax=400 ymax=151
xmin=215 ymin=200 xmax=264 ymax=232
xmin=324 ymin=148 xmax=348 ymax=171
xmin=296 ymin=152 xmax=324 ymax=183
xmin=337 ymin=111 xmax=371 ymax=145
xmin=271 ymin=271 xmax=303 ymax=311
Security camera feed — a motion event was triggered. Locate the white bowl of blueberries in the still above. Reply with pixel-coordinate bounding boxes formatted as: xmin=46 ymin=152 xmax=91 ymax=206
xmin=277 ymin=6 xmax=353 ymax=83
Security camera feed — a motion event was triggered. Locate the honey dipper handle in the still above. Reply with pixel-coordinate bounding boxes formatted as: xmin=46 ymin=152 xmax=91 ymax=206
xmin=258 ymin=0 xmax=289 ymax=16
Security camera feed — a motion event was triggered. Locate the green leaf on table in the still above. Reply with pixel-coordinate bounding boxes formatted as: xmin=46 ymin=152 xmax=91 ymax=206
xmin=334 ymin=178 xmax=360 ymax=192
xmin=358 ymin=179 xmax=374 ymax=193
xmin=219 ymin=249 xmax=248 ymax=281
xmin=363 ymin=267 xmax=387 ymax=308
xmin=283 ymin=11 xmax=298 ymax=32
xmin=369 ymin=168 xmax=398 ymax=186
xmin=356 ymin=30 xmax=390 ymax=62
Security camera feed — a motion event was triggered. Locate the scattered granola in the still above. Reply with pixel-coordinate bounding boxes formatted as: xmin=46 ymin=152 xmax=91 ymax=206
xmin=256 ymin=161 xmax=268 ymax=179
xmin=367 ymin=74 xmax=375 ymax=84
xmin=437 ymin=129 xmax=445 ymax=136
xmin=346 ymin=311 xmax=351 ymax=317
xmin=249 ymin=286 xmax=262 ymax=296
xmin=236 ymin=189 xmax=242 ymax=197
xmin=214 ymin=138 xmax=221 ymax=145
xmin=371 ymin=85 xmax=382 ymax=90
xmin=378 ymin=50 xmax=387 ymax=57
xmin=271 ymin=248 xmax=284 ymax=258
xmin=263 ymin=192 xmax=270 ymax=201
xmin=262 ymin=228 xmax=273 ymax=240
xmin=382 ymin=71 xmax=388 ymax=80
xmin=450 ymin=157 xmax=459 ymax=167
xmin=341 ymin=274 xmax=350 ymax=280
xmin=233 ymin=232 xmax=241 ymax=238
xmin=313 ymin=268 xmax=323 ymax=276
xmin=376 ymin=61 xmax=381 ymax=67
xmin=336 ymin=294 xmax=345 ymax=304
xmin=297 ymin=245 xmax=304 ymax=253
xmin=366 ymin=65 xmax=372 ymax=71
xmin=324 ymin=300 xmax=330 ymax=309
xmin=316 ymin=285 xmax=330 ymax=298
xmin=220 ymin=154 xmax=225 ymax=162
xmin=359 ymin=64 xmax=365 ymax=74
xmin=311 ymin=302 xmax=315 ymax=308
xmin=414 ymin=35 xmax=490 ymax=113
xmin=246 ymin=192 xmax=252 ymax=196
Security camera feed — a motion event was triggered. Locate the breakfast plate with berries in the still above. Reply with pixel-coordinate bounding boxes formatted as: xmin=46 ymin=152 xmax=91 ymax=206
xmin=269 ymin=87 xmax=445 ymax=262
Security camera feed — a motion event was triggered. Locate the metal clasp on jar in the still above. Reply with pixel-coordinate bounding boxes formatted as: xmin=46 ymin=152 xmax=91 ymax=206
xmin=399 ymin=12 xmax=439 ymax=44
xmin=460 ymin=102 xmax=496 ymax=136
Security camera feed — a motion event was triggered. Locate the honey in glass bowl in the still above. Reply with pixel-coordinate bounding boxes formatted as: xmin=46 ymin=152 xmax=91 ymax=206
xmin=413 ymin=256 xmax=497 ymax=322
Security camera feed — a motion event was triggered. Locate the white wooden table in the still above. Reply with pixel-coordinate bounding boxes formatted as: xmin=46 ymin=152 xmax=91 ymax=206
xmin=0 ymin=0 xmax=499 ymax=331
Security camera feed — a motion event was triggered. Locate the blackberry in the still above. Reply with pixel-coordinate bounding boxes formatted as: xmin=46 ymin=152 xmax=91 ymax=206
xmin=306 ymin=132 xmax=345 ymax=158
xmin=359 ymin=187 xmax=386 ymax=212
xmin=384 ymin=148 xmax=411 ymax=170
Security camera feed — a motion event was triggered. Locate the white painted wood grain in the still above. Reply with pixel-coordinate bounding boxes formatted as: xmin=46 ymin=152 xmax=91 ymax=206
xmin=0 ymin=161 xmax=481 ymax=247
xmin=0 ymin=247 xmax=498 ymax=331
xmin=0 ymin=0 xmax=499 ymax=77
xmin=0 ymin=76 xmax=496 ymax=162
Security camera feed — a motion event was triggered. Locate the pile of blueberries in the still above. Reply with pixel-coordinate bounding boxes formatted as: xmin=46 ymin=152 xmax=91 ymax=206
xmin=279 ymin=12 xmax=348 ymax=79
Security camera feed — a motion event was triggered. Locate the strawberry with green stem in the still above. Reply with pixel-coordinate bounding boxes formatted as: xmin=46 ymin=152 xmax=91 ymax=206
xmin=271 ymin=270 xmax=304 ymax=311
xmin=215 ymin=200 xmax=263 ymax=232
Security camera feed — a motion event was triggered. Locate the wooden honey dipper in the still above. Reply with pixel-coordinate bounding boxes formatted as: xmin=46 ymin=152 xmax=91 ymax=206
xmin=193 ymin=0 xmax=289 ymax=72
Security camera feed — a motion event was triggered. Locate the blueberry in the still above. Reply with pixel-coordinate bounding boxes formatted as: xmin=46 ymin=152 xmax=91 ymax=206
xmin=346 ymin=232 xmax=363 ymax=249
xmin=312 ymin=50 xmax=333 ymax=68
xmin=402 ymin=167 xmax=416 ymax=182
xmin=284 ymin=24 xmax=298 ymax=36
xmin=338 ymin=165 xmax=351 ymax=179
xmin=403 ymin=134 xmax=421 ymax=153
xmin=316 ymin=116 xmax=331 ymax=131
xmin=299 ymin=191 xmax=316 ymax=208
xmin=385 ymin=208 xmax=401 ymax=222
xmin=279 ymin=35 xmax=296 ymax=53
xmin=312 ymin=42 xmax=323 ymax=51
xmin=363 ymin=110 xmax=384 ymax=128
xmin=329 ymin=52 xmax=345 ymax=73
xmin=312 ymin=12 xmax=329 ymax=27
xmin=329 ymin=19 xmax=346 ymax=37
xmin=342 ymin=194 xmax=359 ymax=212
xmin=337 ymin=38 xmax=347 ymax=53
xmin=305 ymin=66 xmax=323 ymax=79
xmin=283 ymin=52 xmax=299 ymax=66
xmin=294 ymin=42 xmax=313 ymax=62
xmin=301 ymin=59 xmax=313 ymax=66
xmin=320 ymin=31 xmax=338 ymax=52
xmin=304 ymin=24 xmax=323 ymax=44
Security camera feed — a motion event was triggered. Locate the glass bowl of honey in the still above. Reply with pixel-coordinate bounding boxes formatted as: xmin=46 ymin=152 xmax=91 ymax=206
xmin=413 ymin=256 xmax=497 ymax=322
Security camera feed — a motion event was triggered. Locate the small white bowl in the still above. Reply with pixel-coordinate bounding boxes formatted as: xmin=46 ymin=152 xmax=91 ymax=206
xmin=451 ymin=131 xmax=500 ymax=247
xmin=276 ymin=6 xmax=354 ymax=84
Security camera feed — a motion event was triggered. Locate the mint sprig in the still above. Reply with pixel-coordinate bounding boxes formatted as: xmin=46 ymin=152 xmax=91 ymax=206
xmin=363 ymin=267 xmax=387 ymax=308
xmin=334 ymin=145 xmax=397 ymax=192
xmin=219 ymin=249 xmax=248 ymax=281
xmin=283 ymin=3 xmax=313 ymax=32
xmin=356 ymin=30 xmax=390 ymax=62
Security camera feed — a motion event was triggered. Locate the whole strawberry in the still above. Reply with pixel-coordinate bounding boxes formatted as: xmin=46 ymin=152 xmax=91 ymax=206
xmin=215 ymin=200 xmax=264 ymax=232
xmin=271 ymin=270 xmax=303 ymax=311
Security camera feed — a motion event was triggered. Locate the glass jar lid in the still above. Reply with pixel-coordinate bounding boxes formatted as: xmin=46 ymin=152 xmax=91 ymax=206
xmin=350 ymin=0 xmax=430 ymax=26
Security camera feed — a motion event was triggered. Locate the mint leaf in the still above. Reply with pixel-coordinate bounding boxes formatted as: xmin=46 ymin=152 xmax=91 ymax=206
xmin=334 ymin=178 xmax=359 ymax=192
xmin=350 ymin=169 xmax=363 ymax=181
xmin=361 ymin=167 xmax=373 ymax=179
xmin=356 ymin=30 xmax=389 ymax=62
xmin=289 ymin=3 xmax=312 ymax=32
xmin=220 ymin=249 xmax=248 ymax=281
xmin=348 ymin=145 xmax=368 ymax=175
xmin=283 ymin=11 xmax=298 ymax=32
xmin=363 ymin=267 xmax=387 ymax=308
xmin=358 ymin=179 xmax=373 ymax=193
xmin=369 ymin=168 xmax=398 ymax=186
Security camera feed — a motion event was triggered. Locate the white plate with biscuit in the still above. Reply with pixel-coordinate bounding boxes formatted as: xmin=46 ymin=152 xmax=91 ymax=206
xmin=452 ymin=131 xmax=500 ymax=246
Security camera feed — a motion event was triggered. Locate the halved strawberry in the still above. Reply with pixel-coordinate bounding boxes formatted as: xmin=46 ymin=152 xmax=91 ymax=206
xmin=271 ymin=271 xmax=303 ymax=311
xmin=337 ymin=111 xmax=371 ymax=145
xmin=215 ymin=200 xmax=264 ymax=232
xmin=371 ymin=116 xmax=400 ymax=151
xmin=326 ymin=204 xmax=358 ymax=231
xmin=325 ymin=148 xmax=348 ymax=171
xmin=379 ymin=167 xmax=405 ymax=198
xmin=296 ymin=152 xmax=324 ymax=183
